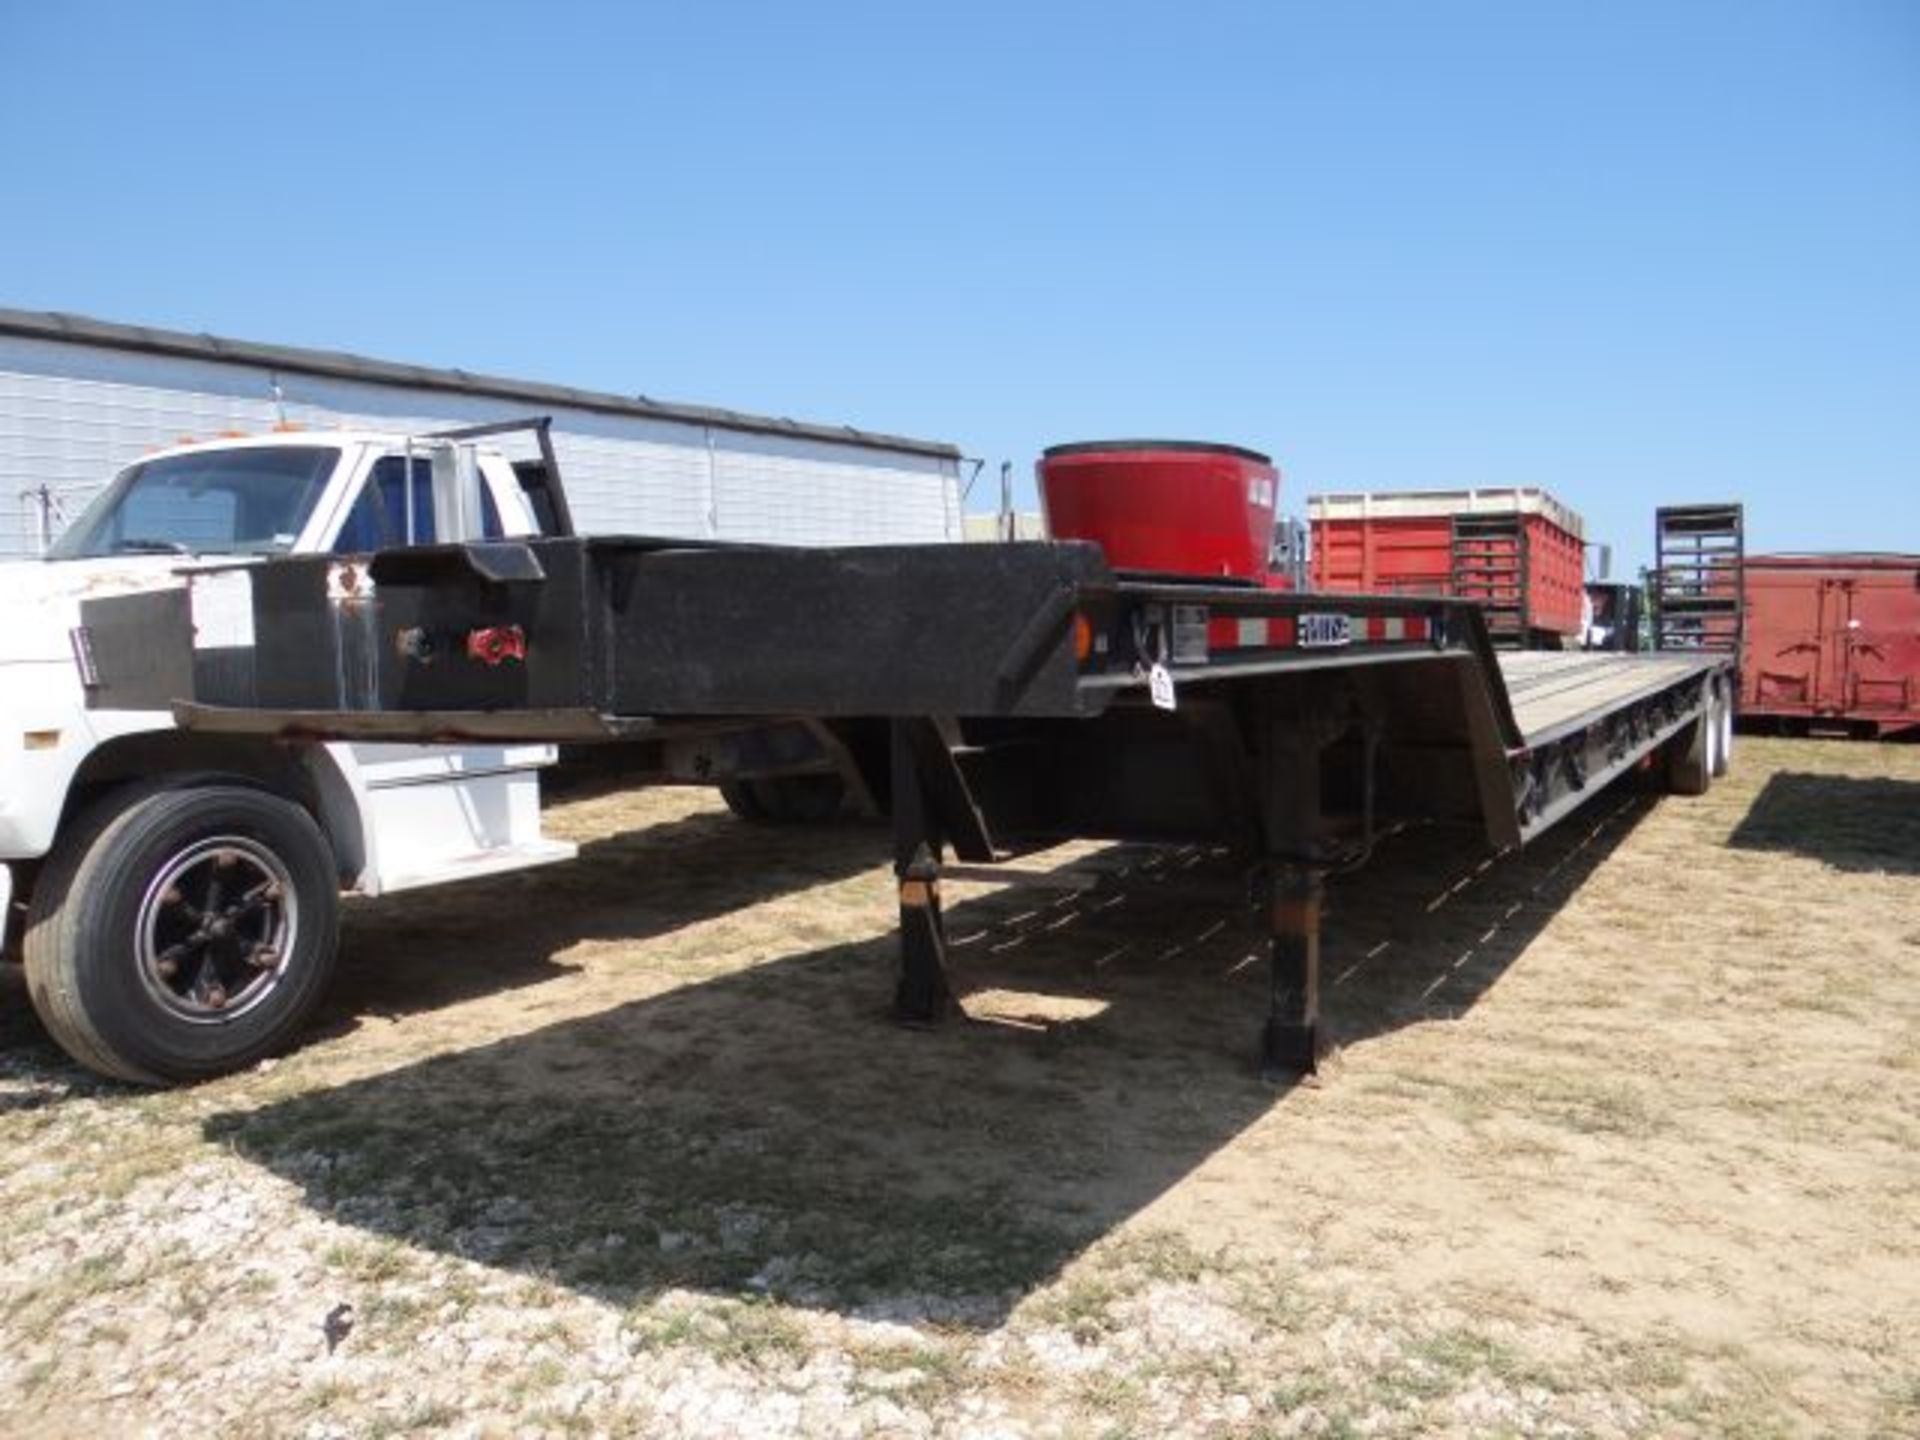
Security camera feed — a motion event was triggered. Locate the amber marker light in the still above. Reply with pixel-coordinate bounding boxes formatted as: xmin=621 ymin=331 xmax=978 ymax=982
xmin=1072 ymin=612 xmax=1095 ymax=663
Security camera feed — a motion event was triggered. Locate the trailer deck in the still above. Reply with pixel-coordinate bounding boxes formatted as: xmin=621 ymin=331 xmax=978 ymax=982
xmin=1500 ymin=651 xmax=1722 ymax=744
xmin=78 ymin=534 xmax=1737 ymax=1075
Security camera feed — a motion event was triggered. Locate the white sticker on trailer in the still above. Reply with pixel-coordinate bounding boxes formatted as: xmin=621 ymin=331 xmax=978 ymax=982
xmin=190 ymin=571 xmax=255 ymax=650
xmin=1170 ymin=604 xmax=1210 ymax=664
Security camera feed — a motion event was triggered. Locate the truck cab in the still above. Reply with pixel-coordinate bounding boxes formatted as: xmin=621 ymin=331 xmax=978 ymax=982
xmin=0 ymin=427 xmax=575 ymax=1083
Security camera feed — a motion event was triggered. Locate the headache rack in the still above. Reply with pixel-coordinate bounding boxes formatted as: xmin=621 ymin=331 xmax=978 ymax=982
xmin=1654 ymin=503 xmax=1745 ymax=656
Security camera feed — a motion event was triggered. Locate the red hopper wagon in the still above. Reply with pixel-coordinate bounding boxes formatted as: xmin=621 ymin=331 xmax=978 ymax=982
xmin=1038 ymin=440 xmax=1281 ymax=584
xmin=1307 ymin=488 xmax=1587 ymax=646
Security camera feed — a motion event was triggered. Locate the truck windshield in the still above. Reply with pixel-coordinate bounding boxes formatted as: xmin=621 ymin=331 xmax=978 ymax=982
xmin=46 ymin=446 xmax=340 ymax=560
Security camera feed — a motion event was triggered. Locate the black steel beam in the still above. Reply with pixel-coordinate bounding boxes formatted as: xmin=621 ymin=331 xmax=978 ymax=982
xmin=890 ymin=718 xmax=954 ymax=1025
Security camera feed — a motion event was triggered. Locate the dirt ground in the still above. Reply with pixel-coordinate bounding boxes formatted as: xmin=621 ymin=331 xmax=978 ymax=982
xmin=2 ymin=735 xmax=1916 ymax=1438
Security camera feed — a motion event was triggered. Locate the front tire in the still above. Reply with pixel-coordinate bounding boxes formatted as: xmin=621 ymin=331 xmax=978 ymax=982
xmin=24 ymin=783 xmax=339 ymax=1085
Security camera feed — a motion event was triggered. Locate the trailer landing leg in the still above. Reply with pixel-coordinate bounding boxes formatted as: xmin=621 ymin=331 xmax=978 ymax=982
xmin=891 ymin=719 xmax=953 ymax=1025
xmin=1262 ymin=862 xmax=1325 ymax=1078
xmin=1258 ymin=697 xmax=1340 ymax=1080
xmin=895 ymin=864 xmax=953 ymax=1025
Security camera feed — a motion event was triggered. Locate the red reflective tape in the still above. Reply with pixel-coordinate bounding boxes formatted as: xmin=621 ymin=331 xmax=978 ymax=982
xmin=466 ymin=625 xmax=527 ymax=666
xmin=1205 ymin=615 xmax=1313 ymax=651
xmin=1405 ymin=615 xmax=1430 ymax=641
xmin=1365 ymin=615 xmax=1388 ymax=642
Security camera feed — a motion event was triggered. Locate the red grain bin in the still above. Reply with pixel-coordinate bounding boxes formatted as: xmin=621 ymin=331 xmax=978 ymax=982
xmin=1307 ymin=488 xmax=1587 ymax=644
xmin=1038 ymin=441 xmax=1280 ymax=583
xmin=1740 ymin=553 xmax=1920 ymax=738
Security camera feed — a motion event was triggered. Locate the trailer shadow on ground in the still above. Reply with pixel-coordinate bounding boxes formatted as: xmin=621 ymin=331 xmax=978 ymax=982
xmin=1726 ymin=770 xmax=1920 ymax=875
xmin=201 ymin=783 xmax=1653 ymax=1330
xmin=0 ymin=804 xmax=892 ymax=1102
xmin=319 ymin=805 xmax=891 ymax=1031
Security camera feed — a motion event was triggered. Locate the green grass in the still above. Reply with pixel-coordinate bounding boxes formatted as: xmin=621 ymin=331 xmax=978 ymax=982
xmin=847 ymin=1336 xmax=971 ymax=1407
xmin=367 ymin=1398 xmax=463 ymax=1437
xmin=1875 ymin=1372 xmax=1920 ymax=1437
xmin=1026 ymin=1269 xmax=1131 ymax=1342
xmin=625 ymin=1297 xmax=807 ymax=1369
xmin=323 ymin=1237 xmax=419 ymax=1284
xmin=706 ymin=1299 xmax=810 ymax=1367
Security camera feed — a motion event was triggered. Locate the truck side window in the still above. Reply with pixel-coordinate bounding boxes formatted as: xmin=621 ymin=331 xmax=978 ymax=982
xmin=332 ymin=456 xmax=503 ymax=552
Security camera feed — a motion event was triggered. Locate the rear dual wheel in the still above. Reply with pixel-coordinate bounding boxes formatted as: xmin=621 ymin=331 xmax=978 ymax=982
xmin=1711 ymin=682 xmax=1734 ymax=778
xmin=1665 ymin=681 xmax=1732 ymax=796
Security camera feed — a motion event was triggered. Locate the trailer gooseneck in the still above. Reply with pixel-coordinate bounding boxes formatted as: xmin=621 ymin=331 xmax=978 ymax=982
xmin=81 ymin=522 xmax=1736 ymax=1078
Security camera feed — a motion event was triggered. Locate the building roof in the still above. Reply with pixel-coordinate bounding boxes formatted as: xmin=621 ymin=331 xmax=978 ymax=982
xmin=0 ymin=306 xmax=961 ymax=461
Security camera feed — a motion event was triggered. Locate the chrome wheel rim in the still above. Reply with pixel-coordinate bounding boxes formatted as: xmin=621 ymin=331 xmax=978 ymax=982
xmin=136 ymin=836 xmax=297 ymax=1023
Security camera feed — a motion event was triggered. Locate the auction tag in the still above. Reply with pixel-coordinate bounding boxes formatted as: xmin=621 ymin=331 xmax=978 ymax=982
xmin=1149 ymin=661 xmax=1176 ymax=711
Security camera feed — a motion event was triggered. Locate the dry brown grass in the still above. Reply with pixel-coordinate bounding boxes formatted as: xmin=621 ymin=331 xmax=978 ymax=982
xmin=2 ymin=735 xmax=1916 ymax=1437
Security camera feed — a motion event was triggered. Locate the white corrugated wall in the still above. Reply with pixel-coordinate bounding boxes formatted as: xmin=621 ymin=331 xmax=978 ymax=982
xmin=0 ymin=334 xmax=962 ymax=558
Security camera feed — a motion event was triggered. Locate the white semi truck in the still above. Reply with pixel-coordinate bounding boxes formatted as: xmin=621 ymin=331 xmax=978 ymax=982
xmin=0 ymin=309 xmax=965 ymax=1084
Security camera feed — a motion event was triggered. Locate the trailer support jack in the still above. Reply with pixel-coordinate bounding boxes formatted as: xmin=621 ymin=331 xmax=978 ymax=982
xmin=1262 ymin=862 xmax=1325 ymax=1077
xmin=1258 ymin=696 xmax=1337 ymax=1079
xmin=890 ymin=718 xmax=955 ymax=1025
xmin=894 ymin=865 xmax=952 ymax=1024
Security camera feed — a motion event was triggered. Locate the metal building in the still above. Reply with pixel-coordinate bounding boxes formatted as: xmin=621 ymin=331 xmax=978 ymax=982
xmin=0 ymin=308 xmax=963 ymax=559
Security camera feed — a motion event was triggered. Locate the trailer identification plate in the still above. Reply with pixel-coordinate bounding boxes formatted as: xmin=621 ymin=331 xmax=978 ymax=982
xmin=1298 ymin=613 xmax=1353 ymax=649
xmin=1170 ymin=605 xmax=1210 ymax=665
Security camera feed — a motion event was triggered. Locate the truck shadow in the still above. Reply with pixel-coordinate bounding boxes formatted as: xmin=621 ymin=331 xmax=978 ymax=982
xmin=315 ymin=806 xmax=890 ymax=1032
xmin=0 ymin=807 xmax=889 ymax=1096
xmin=202 ymin=785 xmax=1651 ymax=1328
xmin=1726 ymin=771 xmax=1920 ymax=876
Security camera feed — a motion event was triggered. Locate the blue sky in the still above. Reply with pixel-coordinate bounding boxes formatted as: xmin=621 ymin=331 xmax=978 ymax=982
xmin=1 ymin=0 xmax=1913 ymax=569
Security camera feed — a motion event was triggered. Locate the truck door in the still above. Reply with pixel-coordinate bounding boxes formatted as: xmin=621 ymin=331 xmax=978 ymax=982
xmin=319 ymin=445 xmax=566 ymax=896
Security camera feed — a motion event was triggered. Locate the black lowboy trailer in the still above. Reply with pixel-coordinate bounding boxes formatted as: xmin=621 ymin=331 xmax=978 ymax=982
xmin=81 ymin=528 xmax=1736 ymax=1077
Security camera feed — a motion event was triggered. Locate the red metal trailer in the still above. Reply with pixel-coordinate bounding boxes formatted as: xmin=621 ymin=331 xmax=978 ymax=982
xmin=1740 ymin=553 xmax=1920 ymax=738
xmin=1307 ymin=488 xmax=1587 ymax=646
